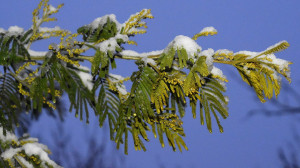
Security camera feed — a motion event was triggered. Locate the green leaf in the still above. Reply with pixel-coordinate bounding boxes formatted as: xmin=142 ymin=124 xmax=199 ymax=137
xmin=77 ymin=17 xmax=118 ymax=43
xmin=199 ymin=77 xmax=228 ymax=133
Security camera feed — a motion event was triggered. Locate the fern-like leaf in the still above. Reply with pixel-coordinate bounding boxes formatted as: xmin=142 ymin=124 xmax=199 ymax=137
xmin=0 ymin=33 xmax=30 ymax=66
xmin=0 ymin=73 xmax=20 ymax=132
xmin=199 ymin=77 xmax=228 ymax=133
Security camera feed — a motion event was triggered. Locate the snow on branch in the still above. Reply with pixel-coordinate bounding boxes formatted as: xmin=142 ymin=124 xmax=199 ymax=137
xmin=0 ymin=127 xmax=61 ymax=168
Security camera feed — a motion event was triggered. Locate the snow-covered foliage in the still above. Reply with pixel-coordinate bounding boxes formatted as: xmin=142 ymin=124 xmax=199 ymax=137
xmin=89 ymin=14 xmax=122 ymax=31
xmin=0 ymin=28 xmax=6 ymax=34
xmin=0 ymin=0 xmax=292 ymax=157
xmin=164 ymin=35 xmax=202 ymax=59
xmin=0 ymin=127 xmax=61 ymax=168
xmin=38 ymin=26 xmax=62 ymax=32
xmin=199 ymin=48 xmax=214 ymax=71
xmin=108 ymin=73 xmax=128 ymax=95
xmin=8 ymin=26 xmax=24 ymax=35
xmin=77 ymin=65 xmax=94 ymax=91
xmin=199 ymin=26 xmax=217 ymax=34
xmin=192 ymin=26 xmax=218 ymax=40
xmin=28 ymin=49 xmax=48 ymax=57
xmin=95 ymin=34 xmax=128 ymax=53
xmin=120 ymin=50 xmax=163 ymax=58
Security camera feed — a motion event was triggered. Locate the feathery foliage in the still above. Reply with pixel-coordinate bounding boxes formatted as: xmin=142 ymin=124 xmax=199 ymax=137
xmin=0 ymin=0 xmax=292 ymax=164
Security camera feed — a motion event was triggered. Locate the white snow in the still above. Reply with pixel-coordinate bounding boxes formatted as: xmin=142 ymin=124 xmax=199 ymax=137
xmin=16 ymin=156 xmax=34 ymax=168
xmin=265 ymin=40 xmax=288 ymax=52
xmin=234 ymin=50 xmax=258 ymax=58
xmin=0 ymin=127 xmax=61 ymax=168
xmin=109 ymin=73 xmax=128 ymax=95
xmin=0 ymin=28 xmax=6 ymax=33
xmin=22 ymin=136 xmax=39 ymax=142
xmin=211 ymin=66 xmax=226 ymax=80
xmin=78 ymin=65 xmax=91 ymax=72
xmin=8 ymin=26 xmax=24 ymax=35
xmin=120 ymin=49 xmax=163 ymax=58
xmin=39 ymin=26 xmax=61 ymax=32
xmin=266 ymin=54 xmax=290 ymax=73
xmin=211 ymin=66 xmax=227 ymax=88
xmin=119 ymin=49 xmax=161 ymax=66
xmin=89 ymin=14 xmax=122 ymax=30
xmin=215 ymin=49 xmax=233 ymax=56
xmin=96 ymin=34 xmax=128 ymax=52
xmin=23 ymin=143 xmax=61 ymax=167
xmin=115 ymin=34 xmax=129 ymax=41
xmin=109 ymin=73 xmax=125 ymax=81
xmin=234 ymin=49 xmax=290 ymax=78
xmin=199 ymin=26 xmax=217 ymax=34
xmin=142 ymin=57 xmax=157 ymax=66
xmin=1 ymin=148 xmax=22 ymax=159
xmin=116 ymin=85 xmax=128 ymax=95
xmin=28 ymin=49 xmax=48 ymax=57
xmin=199 ymin=48 xmax=214 ymax=71
xmin=164 ymin=35 xmax=202 ymax=59
xmin=224 ymin=96 xmax=229 ymax=103
xmin=0 ymin=127 xmax=18 ymax=142
xmin=77 ymin=69 xmax=93 ymax=91
xmin=120 ymin=50 xmax=139 ymax=56
xmin=261 ymin=64 xmax=282 ymax=81
xmin=48 ymin=5 xmax=57 ymax=13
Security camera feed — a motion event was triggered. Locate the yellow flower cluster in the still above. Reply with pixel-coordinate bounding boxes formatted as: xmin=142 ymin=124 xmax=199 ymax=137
xmin=6 ymin=160 xmax=14 ymax=168
xmin=56 ymin=51 xmax=79 ymax=66
xmin=18 ymin=153 xmax=26 ymax=159
xmin=128 ymin=30 xmax=147 ymax=35
xmin=30 ymin=155 xmax=41 ymax=165
xmin=66 ymin=48 xmax=85 ymax=57
xmin=31 ymin=0 xmax=64 ymax=43
xmin=137 ymin=23 xmax=148 ymax=28
xmin=11 ymin=140 xmax=18 ymax=146
xmin=164 ymin=77 xmax=183 ymax=86
xmin=10 ymin=105 xmax=17 ymax=109
xmin=51 ymin=33 xmax=86 ymax=66
xmin=91 ymin=38 xmax=105 ymax=45
xmin=15 ymin=62 xmax=37 ymax=75
xmin=261 ymin=57 xmax=273 ymax=62
xmin=45 ymin=3 xmax=64 ymax=16
xmin=120 ymin=77 xmax=130 ymax=84
xmin=122 ymin=9 xmax=153 ymax=35
xmin=43 ymin=17 xmax=57 ymax=22
xmin=127 ymin=40 xmax=137 ymax=45
xmin=65 ymin=33 xmax=78 ymax=41
xmin=26 ymin=69 xmax=39 ymax=85
xmin=47 ymin=88 xmax=62 ymax=97
xmin=43 ymin=97 xmax=56 ymax=110
xmin=149 ymin=114 xmax=183 ymax=132
xmin=32 ymin=0 xmax=44 ymax=17
xmin=201 ymin=31 xmax=217 ymax=36
xmin=18 ymin=83 xmax=30 ymax=97
xmin=31 ymin=30 xmax=69 ymax=41
xmin=108 ymin=77 xmax=129 ymax=90
xmin=74 ymin=40 xmax=85 ymax=45
xmin=212 ymin=74 xmax=228 ymax=82
xmin=192 ymin=31 xmax=218 ymax=40
xmin=108 ymin=83 xmax=117 ymax=92
xmin=186 ymin=88 xmax=200 ymax=100
xmin=18 ymin=79 xmax=58 ymax=110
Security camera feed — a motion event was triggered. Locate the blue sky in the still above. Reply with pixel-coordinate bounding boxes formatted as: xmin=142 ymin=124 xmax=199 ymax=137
xmin=1 ymin=0 xmax=300 ymax=167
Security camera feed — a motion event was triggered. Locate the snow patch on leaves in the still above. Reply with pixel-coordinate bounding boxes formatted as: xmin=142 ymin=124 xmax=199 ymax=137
xmin=164 ymin=35 xmax=202 ymax=59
